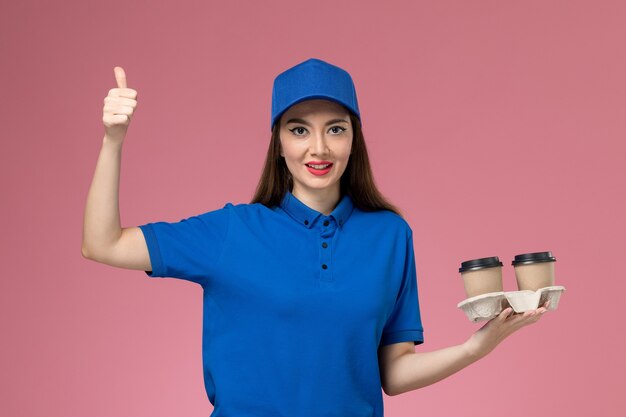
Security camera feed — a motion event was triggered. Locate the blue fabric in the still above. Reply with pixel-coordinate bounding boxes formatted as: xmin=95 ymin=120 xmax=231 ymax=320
xmin=138 ymin=190 xmax=424 ymax=416
xmin=271 ymin=58 xmax=361 ymax=130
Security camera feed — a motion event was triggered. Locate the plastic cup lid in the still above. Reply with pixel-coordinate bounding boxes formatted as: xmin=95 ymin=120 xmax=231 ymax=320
xmin=459 ymin=256 xmax=503 ymax=273
xmin=512 ymin=251 xmax=556 ymax=266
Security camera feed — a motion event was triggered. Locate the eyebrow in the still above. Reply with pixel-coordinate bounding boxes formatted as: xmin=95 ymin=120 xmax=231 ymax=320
xmin=285 ymin=118 xmax=349 ymax=126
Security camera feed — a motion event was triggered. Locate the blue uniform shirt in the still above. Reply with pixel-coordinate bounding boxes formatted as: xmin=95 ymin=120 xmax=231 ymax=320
xmin=138 ymin=190 xmax=424 ymax=416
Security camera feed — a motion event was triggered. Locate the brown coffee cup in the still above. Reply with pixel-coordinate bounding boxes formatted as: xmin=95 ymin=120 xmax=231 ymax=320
xmin=512 ymin=251 xmax=556 ymax=291
xmin=459 ymin=256 xmax=504 ymax=298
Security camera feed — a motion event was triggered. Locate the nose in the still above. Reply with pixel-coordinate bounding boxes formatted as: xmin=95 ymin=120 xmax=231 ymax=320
xmin=310 ymin=130 xmax=330 ymax=156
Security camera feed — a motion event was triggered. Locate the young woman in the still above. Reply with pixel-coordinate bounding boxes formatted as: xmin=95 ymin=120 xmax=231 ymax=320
xmin=82 ymin=58 xmax=549 ymax=416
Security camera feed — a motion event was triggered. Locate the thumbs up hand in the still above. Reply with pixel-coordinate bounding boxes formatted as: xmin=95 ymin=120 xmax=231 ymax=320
xmin=102 ymin=66 xmax=138 ymax=143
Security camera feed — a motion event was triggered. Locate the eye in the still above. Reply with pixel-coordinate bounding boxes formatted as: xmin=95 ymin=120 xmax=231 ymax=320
xmin=329 ymin=126 xmax=346 ymax=135
xmin=289 ymin=127 xmax=308 ymax=136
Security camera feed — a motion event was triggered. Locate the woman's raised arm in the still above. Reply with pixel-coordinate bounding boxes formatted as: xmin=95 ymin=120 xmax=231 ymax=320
xmin=81 ymin=67 xmax=151 ymax=272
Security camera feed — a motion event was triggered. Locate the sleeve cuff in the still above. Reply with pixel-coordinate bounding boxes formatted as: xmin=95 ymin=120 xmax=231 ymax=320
xmin=380 ymin=329 xmax=424 ymax=347
xmin=138 ymin=224 xmax=164 ymax=277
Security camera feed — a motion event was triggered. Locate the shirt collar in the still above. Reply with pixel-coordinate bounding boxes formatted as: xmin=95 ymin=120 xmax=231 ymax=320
xmin=279 ymin=190 xmax=354 ymax=229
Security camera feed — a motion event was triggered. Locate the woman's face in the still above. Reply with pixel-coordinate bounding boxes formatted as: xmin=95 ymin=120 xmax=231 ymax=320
xmin=279 ymin=99 xmax=353 ymax=200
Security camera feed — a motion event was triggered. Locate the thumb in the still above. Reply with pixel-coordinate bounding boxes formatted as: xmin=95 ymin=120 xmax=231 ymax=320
xmin=114 ymin=66 xmax=127 ymax=89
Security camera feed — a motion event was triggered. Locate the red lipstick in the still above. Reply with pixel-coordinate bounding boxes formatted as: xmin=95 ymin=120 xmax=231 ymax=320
xmin=305 ymin=160 xmax=333 ymax=165
xmin=304 ymin=161 xmax=333 ymax=176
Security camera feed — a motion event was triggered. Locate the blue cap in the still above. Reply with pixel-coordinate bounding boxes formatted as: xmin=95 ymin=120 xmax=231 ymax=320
xmin=271 ymin=58 xmax=361 ymax=131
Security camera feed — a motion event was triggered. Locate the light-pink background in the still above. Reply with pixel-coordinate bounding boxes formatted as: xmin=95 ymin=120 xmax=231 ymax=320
xmin=1 ymin=1 xmax=624 ymax=416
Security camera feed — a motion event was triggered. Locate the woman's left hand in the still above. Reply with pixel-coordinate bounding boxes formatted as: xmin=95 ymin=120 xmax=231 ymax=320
xmin=463 ymin=299 xmax=550 ymax=360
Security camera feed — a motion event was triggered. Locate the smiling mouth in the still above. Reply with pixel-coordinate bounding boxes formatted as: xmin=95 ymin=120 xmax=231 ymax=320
xmin=305 ymin=163 xmax=333 ymax=169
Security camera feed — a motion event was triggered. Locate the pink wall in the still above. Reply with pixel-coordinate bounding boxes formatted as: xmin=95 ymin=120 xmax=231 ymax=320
xmin=2 ymin=0 xmax=624 ymax=415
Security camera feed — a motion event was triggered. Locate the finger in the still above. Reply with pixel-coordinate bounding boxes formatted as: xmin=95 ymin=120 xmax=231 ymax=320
xmin=108 ymin=87 xmax=137 ymax=100
xmin=114 ymin=66 xmax=127 ymax=89
xmin=513 ymin=311 xmax=538 ymax=327
xmin=500 ymin=307 xmax=513 ymax=320
xmin=104 ymin=96 xmax=136 ymax=106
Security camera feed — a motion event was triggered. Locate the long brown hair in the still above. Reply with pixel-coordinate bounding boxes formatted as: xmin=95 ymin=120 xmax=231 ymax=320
xmin=250 ymin=112 xmax=404 ymax=218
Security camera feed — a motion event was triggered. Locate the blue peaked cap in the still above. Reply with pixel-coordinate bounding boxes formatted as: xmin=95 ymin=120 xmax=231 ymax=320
xmin=271 ymin=58 xmax=361 ymax=131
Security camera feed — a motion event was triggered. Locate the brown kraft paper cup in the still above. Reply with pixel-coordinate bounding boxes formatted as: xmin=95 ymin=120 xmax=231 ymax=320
xmin=459 ymin=256 xmax=504 ymax=299
xmin=512 ymin=251 xmax=556 ymax=291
